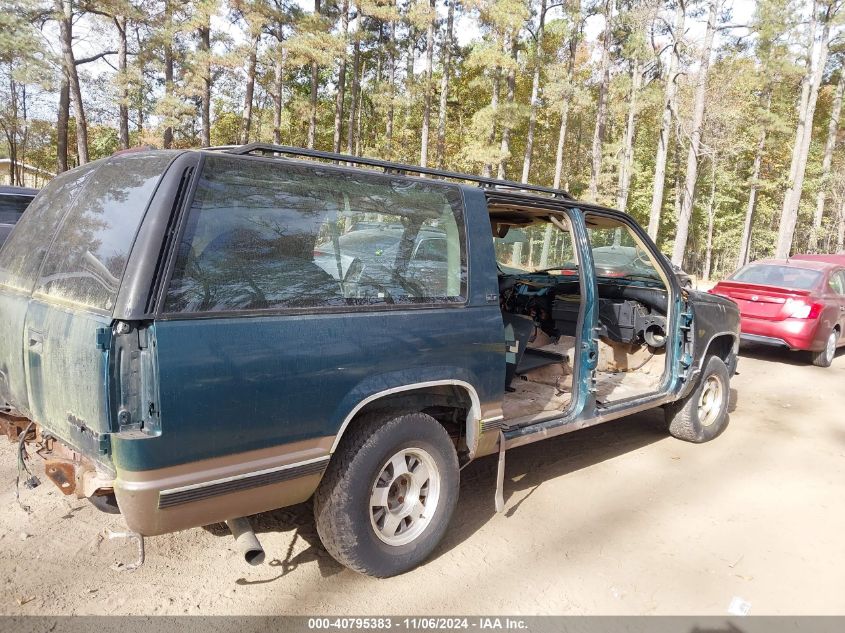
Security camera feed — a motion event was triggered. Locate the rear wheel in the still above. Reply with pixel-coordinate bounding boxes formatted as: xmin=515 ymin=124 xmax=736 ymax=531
xmin=811 ymin=330 xmax=837 ymax=368
xmin=314 ymin=412 xmax=459 ymax=577
xmin=665 ymin=355 xmax=730 ymax=443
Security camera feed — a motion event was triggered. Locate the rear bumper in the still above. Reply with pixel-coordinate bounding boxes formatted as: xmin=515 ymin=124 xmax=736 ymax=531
xmin=113 ymin=436 xmax=332 ymax=536
xmin=740 ymin=333 xmax=790 ymax=348
xmin=740 ymin=316 xmax=823 ymax=351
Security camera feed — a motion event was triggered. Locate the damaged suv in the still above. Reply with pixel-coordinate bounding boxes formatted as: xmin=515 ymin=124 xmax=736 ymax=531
xmin=0 ymin=145 xmax=740 ymax=577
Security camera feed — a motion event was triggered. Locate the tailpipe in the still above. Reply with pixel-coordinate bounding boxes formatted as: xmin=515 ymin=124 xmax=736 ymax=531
xmin=225 ymin=517 xmax=265 ymax=565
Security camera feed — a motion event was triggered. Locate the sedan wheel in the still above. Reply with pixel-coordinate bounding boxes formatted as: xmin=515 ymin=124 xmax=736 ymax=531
xmin=812 ymin=330 xmax=837 ymax=368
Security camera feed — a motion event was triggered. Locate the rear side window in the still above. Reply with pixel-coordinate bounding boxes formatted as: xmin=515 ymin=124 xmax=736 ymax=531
xmin=0 ymin=166 xmax=95 ymax=293
xmin=0 ymin=195 xmax=33 ymax=224
xmin=731 ymin=264 xmax=822 ymax=291
xmin=163 ymin=154 xmax=466 ymax=313
xmin=34 ymin=154 xmax=172 ymax=312
xmin=829 ymin=270 xmax=845 ymax=295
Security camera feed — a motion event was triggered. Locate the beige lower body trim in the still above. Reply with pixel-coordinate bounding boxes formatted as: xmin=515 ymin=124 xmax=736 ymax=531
xmin=114 ymin=437 xmax=333 ymax=536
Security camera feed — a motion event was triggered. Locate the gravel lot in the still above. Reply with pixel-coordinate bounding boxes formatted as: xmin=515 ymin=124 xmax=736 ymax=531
xmin=1 ymin=345 xmax=844 ymax=615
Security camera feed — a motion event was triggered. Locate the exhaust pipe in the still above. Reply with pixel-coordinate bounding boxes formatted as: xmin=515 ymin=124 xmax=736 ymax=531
xmin=225 ymin=517 xmax=265 ymax=565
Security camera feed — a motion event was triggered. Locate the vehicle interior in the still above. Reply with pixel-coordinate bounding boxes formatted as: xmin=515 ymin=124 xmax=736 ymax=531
xmin=490 ymin=202 xmax=671 ymax=426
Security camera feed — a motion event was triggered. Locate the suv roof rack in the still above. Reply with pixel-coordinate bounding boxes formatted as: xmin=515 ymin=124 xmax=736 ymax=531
xmin=214 ymin=142 xmax=574 ymax=201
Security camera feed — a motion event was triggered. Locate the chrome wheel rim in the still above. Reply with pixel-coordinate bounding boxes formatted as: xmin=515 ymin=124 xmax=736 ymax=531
xmin=698 ymin=374 xmax=724 ymax=427
xmin=825 ymin=332 xmax=836 ymax=363
xmin=369 ymin=447 xmax=441 ymax=547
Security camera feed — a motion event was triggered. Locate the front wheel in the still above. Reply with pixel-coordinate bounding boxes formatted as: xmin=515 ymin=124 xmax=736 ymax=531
xmin=665 ymin=355 xmax=730 ymax=443
xmin=811 ymin=330 xmax=837 ymax=368
xmin=314 ymin=412 xmax=459 ymax=577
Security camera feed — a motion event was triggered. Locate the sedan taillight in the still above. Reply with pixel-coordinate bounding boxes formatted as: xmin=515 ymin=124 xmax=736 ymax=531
xmin=786 ymin=298 xmax=823 ymax=319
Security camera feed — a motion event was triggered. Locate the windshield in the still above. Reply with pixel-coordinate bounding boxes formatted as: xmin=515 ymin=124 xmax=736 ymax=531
xmin=731 ymin=264 xmax=822 ymax=290
xmin=586 ymin=225 xmax=663 ymax=282
xmin=492 ymin=217 xmax=663 ymax=283
xmin=493 ymin=222 xmax=577 ymax=274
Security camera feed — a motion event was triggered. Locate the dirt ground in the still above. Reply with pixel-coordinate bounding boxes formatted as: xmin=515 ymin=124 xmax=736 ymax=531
xmin=1 ymin=345 xmax=844 ymax=616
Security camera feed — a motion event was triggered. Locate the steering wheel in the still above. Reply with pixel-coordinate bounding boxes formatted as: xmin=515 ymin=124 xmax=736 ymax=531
xmin=632 ymin=245 xmax=653 ymax=269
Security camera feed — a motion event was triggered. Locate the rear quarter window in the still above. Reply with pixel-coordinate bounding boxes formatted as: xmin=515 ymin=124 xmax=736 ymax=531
xmin=163 ymin=154 xmax=467 ymax=313
xmin=34 ymin=153 xmax=173 ymax=312
xmin=829 ymin=270 xmax=845 ymax=295
xmin=0 ymin=166 xmax=96 ymax=293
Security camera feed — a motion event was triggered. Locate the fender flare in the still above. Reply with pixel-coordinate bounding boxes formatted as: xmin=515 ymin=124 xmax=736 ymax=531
xmin=329 ymin=379 xmax=483 ymax=458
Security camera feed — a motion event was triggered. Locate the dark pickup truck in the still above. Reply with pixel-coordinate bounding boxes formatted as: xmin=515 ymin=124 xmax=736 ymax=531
xmin=0 ymin=185 xmax=38 ymax=247
xmin=0 ymin=145 xmax=739 ymax=577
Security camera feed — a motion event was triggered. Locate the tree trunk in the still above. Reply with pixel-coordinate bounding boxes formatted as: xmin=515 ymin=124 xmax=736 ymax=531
xmin=647 ymin=0 xmax=685 ymax=240
xmin=809 ymin=72 xmax=843 ymax=251
xmin=375 ymin=23 xmax=384 ymax=81
xmin=403 ymin=23 xmax=415 ymax=153
xmin=116 ymin=16 xmax=129 ymax=149
xmin=552 ymin=32 xmax=578 ymax=190
xmin=521 ymin=0 xmax=546 ymax=184
xmin=497 ymin=35 xmax=517 ymax=180
xmin=333 ymin=0 xmax=350 ymax=153
xmin=57 ymin=73 xmax=69 ymax=172
xmin=544 ymin=39 xmax=569 ymax=267
xmin=198 ymin=21 xmax=211 ymax=147
xmin=163 ymin=1 xmax=174 ymax=149
xmin=838 ymin=198 xmax=845 ymax=252
xmin=588 ymin=0 xmax=615 ymax=202
xmin=241 ymin=32 xmax=260 ymax=145
xmin=481 ymin=64 xmax=500 ymax=178
xmin=737 ymin=94 xmax=770 ymax=268
xmin=386 ymin=16 xmax=396 ymax=156
xmin=346 ymin=37 xmax=361 ymax=155
xmin=779 ymin=17 xmax=816 ymax=229
xmin=703 ymin=158 xmax=717 ymax=281
xmin=58 ymin=0 xmax=89 ymax=164
xmin=5 ymin=77 xmax=18 ymax=184
xmin=775 ymin=4 xmax=830 ymax=258
xmin=273 ymin=39 xmax=287 ymax=144
xmin=355 ymin=60 xmax=365 ymax=155
xmin=308 ymin=0 xmax=321 ymax=149
xmin=671 ymin=0 xmax=717 ymax=266
xmin=436 ymin=0 xmax=455 ymax=169
xmin=420 ymin=0 xmax=436 ymax=167
xmin=616 ymin=58 xmax=643 ymax=212
xmin=20 ymin=82 xmax=28 ymax=184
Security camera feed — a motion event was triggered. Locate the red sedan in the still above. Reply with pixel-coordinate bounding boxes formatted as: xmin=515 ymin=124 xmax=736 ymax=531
xmin=710 ymin=259 xmax=845 ymax=367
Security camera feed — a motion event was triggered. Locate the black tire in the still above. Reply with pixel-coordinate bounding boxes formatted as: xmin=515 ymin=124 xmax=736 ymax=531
xmin=811 ymin=329 xmax=837 ymax=368
xmin=665 ymin=355 xmax=730 ymax=443
xmin=314 ymin=412 xmax=459 ymax=577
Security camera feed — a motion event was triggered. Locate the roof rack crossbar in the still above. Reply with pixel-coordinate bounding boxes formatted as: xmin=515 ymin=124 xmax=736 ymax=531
xmin=221 ymin=142 xmax=574 ymax=200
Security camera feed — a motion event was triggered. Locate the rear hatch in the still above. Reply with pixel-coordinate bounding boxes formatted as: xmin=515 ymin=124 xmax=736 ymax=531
xmin=0 ymin=153 xmax=174 ymax=464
